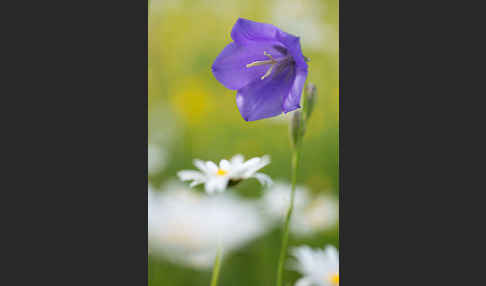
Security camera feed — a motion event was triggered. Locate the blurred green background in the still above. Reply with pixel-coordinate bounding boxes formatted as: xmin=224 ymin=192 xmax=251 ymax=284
xmin=148 ymin=0 xmax=338 ymax=285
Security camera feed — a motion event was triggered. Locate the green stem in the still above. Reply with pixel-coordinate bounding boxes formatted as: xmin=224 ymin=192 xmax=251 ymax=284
xmin=210 ymin=245 xmax=223 ymax=286
xmin=276 ymin=147 xmax=300 ymax=286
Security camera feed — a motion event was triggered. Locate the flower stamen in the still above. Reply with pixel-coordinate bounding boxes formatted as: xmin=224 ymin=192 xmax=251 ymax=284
xmin=260 ymin=65 xmax=274 ymax=80
xmin=246 ymin=51 xmax=278 ymax=80
xmin=245 ymin=59 xmax=276 ymax=68
xmin=216 ymin=169 xmax=228 ymax=176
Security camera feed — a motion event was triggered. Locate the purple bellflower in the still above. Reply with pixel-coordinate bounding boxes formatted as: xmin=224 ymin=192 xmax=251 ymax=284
xmin=212 ymin=18 xmax=308 ymax=121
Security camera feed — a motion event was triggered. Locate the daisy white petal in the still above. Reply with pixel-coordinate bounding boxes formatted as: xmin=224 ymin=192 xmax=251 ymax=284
xmin=219 ymin=159 xmax=231 ymax=171
xmin=324 ymin=246 xmax=339 ymax=265
xmin=205 ymin=180 xmax=218 ymax=194
xmin=230 ymin=154 xmax=244 ymax=165
xmin=295 ymin=277 xmax=314 ymax=286
xmin=214 ymin=178 xmax=229 ymax=193
xmin=290 ymin=245 xmax=339 ymax=286
xmin=252 ymin=172 xmax=273 ymax=186
xmin=190 ymin=180 xmax=204 ymax=188
xmin=216 ymin=177 xmax=230 ymax=193
xmin=231 ymin=155 xmax=271 ymax=179
xmin=148 ymin=182 xmax=267 ymax=270
xmin=206 ymin=161 xmax=219 ymax=173
xmin=241 ymin=155 xmax=271 ymax=177
xmin=177 ymin=170 xmax=205 ymax=182
xmin=205 ymin=177 xmax=228 ymax=194
xmin=241 ymin=157 xmax=260 ymax=170
xmin=193 ymin=159 xmax=208 ymax=172
xmin=290 ymin=246 xmax=315 ymax=273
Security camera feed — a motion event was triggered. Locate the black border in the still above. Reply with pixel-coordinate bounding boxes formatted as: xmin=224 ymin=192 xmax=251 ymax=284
xmin=17 ymin=0 xmax=149 ymax=284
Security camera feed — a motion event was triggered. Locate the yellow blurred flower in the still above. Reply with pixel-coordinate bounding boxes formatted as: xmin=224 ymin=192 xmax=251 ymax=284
xmin=169 ymin=78 xmax=213 ymax=125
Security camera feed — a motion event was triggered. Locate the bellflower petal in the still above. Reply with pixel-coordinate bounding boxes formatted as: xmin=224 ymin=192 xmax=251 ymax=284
xmin=283 ymin=68 xmax=308 ymax=113
xmin=230 ymin=18 xmax=280 ymax=44
xmin=276 ymin=30 xmax=308 ymax=70
xmin=212 ymin=42 xmax=287 ymax=90
xmin=236 ymin=65 xmax=295 ymax=121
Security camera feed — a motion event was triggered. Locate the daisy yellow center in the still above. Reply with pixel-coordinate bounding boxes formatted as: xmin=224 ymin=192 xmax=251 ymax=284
xmin=217 ymin=169 xmax=228 ymax=176
xmin=329 ymin=273 xmax=339 ymax=285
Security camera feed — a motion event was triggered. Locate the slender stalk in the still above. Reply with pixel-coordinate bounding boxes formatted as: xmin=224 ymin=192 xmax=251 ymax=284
xmin=210 ymin=245 xmax=223 ymax=286
xmin=276 ymin=147 xmax=300 ymax=286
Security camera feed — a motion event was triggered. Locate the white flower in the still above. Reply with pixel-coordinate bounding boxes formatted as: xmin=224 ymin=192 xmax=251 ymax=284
xmin=292 ymin=194 xmax=338 ymax=236
xmin=148 ymin=144 xmax=168 ymax=175
xmin=177 ymin=154 xmax=272 ymax=194
xmin=148 ymin=181 xmax=267 ymax=269
xmin=261 ymin=182 xmax=338 ymax=236
xmin=270 ymin=0 xmax=337 ymax=53
xmin=261 ymin=181 xmax=310 ymax=219
xmin=290 ymin=245 xmax=339 ymax=286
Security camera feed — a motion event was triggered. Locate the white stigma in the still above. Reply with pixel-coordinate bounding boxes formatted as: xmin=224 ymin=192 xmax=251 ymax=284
xmin=246 ymin=51 xmax=278 ymax=80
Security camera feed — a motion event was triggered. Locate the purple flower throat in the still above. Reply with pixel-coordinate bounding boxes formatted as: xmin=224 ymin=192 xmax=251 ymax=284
xmin=245 ymin=47 xmax=294 ymax=81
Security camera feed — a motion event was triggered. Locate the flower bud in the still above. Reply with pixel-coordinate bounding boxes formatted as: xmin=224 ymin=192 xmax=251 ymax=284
xmin=290 ymin=110 xmax=304 ymax=147
xmin=304 ymin=83 xmax=317 ymax=119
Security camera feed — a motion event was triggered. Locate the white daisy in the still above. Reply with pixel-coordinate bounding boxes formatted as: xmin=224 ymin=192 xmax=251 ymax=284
xmin=292 ymin=194 xmax=339 ymax=237
xmin=261 ymin=181 xmax=311 ymax=219
xmin=148 ymin=181 xmax=267 ymax=269
xmin=290 ymin=245 xmax=339 ymax=286
xmin=177 ymin=154 xmax=272 ymax=194
xmin=261 ymin=182 xmax=338 ymax=236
